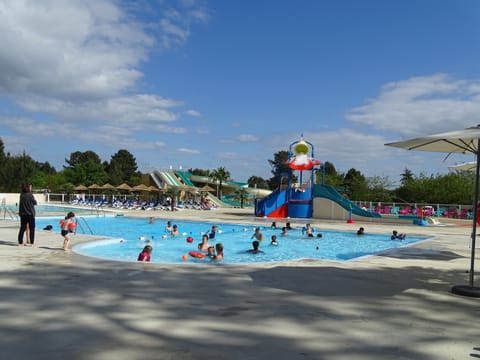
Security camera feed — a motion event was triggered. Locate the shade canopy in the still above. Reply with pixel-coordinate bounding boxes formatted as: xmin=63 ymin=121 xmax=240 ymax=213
xmin=100 ymin=183 xmax=115 ymax=190
xmin=116 ymin=183 xmax=132 ymax=191
xmin=386 ymin=124 xmax=480 ymax=297
xmin=449 ymin=161 xmax=477 ymax=172
xmin=132 ymin=184 xmax=149 ymax=192
xmin=385 ymin=125 xmax=480 ymax=154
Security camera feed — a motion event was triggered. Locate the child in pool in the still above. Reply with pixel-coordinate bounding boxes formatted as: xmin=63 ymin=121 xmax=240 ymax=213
xmin=138 ymin=245 xmax=152 ymax=262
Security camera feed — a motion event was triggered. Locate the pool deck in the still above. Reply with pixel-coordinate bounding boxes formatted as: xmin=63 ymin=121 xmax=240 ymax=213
xmin=1 ymin=207 xmax=479 ymax=360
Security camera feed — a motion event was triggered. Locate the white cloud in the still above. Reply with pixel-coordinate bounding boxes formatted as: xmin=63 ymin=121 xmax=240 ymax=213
xmin=236 ymin=134 xmax=259 ymax=142
xmin=346 ymin=73 xmax=480 ymax=138
xmin=0 ymin=0 xmax=152 ymax=100
xmin=177 ymin=148 xmax=200 ymax=154
xmin=185 ymin=109 xmax=201 ymax=117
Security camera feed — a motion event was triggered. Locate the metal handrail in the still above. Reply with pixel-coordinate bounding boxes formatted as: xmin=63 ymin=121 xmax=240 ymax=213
xmin=76 ymin=217 xmax=94 ymax=235
xmin=1 ymin=206 xmax=19 ymax=220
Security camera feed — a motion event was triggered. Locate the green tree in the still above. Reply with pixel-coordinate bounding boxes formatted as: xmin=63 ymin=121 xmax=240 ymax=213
xmin=1 ymin=152 xmax=38 ymax=192
xmin=343 ymin=168 xmax=368 ymax=199
xmin=211 ymin=167 xmax=230 ymax=198
xmin=106 ymin=149 xmax=138 ymax=185
xmin=400 ymin=168 xmax=414 ymax=186
xmin=63 ymin=150 xmax=106 ymax=185
xmin=318 ymin=161 xmax=343 ymax=188
xmin=164 ymin=186 xmax=182 ymax=211
xmin=268 ymin=150 xmax=292 ymax=190
xmin=189 ymin=168 xmax=211 ymax=177
xmin=366 ymin=175 xmax=394 ymax=202
xmin=247 ymin=175 xmax=269 ymax=189
xmin=233 ymin=187 xmax=249 ymax=208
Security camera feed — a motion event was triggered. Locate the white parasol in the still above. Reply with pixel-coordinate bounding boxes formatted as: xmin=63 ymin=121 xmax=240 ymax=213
xmin=386 ymin=124 xmax=480 ymax=297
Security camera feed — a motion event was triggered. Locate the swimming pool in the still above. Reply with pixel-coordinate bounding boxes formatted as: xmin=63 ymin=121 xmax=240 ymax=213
xmin=36 ymin=216 xmax=428 ymax=264
xmin=8 ymin=204 xmax=96 ymax=215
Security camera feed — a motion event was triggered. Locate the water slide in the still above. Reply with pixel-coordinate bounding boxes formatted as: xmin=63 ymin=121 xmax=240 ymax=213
xmin=153 ymin=170 xmax=184 ymax=186
xmin=312 ymin=184 xmax=381 ymax=218
xmin=255 ymin=184 xmax=381 ymax=218
xmin=175 ymin=171 xmax=196 ymax=187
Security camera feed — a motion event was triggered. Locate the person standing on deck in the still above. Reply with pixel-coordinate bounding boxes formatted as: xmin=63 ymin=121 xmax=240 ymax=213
xmin=17 ymin=183 xmax=37 ymax=246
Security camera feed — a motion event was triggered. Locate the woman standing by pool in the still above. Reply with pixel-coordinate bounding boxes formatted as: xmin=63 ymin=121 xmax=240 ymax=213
xmin=17 ymin=183 xmax=37 ymax=246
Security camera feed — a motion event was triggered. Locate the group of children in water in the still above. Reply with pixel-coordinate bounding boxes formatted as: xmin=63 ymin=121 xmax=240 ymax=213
xmin=138 ymin=221 xmax=224 ymax=262
xmin=137 ymin=219 xmax=408 ymax=263
xmin=54 ymin=212 xmax=407 ymax=262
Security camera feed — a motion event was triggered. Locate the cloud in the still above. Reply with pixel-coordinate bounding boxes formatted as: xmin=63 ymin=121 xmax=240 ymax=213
xmin=0 ymin=0 xmax=152 ymax=100
xmin=185 ymin=109 xmax=201 ymax=117
xmin=236 ymin=134 xmax=259 ymax=142
xmin=220 ymin=134 xmax=260 ymax=143
xmin=346 ymin=73 xmax=480 ymax=138
xmin=177 ymin=148 xmax=200 ymax=154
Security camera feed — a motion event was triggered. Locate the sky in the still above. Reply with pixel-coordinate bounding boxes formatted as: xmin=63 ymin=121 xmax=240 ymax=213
xmin=1 ymin=0 xmax=480 ymax=185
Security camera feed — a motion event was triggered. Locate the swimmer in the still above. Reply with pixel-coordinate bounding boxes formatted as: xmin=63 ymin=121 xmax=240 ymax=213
xmin=271 ymin=221 xmax=277 ymax=229
xmin=270 ymin=235 xmax=278 ymax=246
xmin=357 ymin=227 xmax=365 ymax=235
xmin=138 ymin=245 xmax=152 ymax=262
xmin=212 ymin=243 xmax=224 ymax=261
xmin=206 ymin=246 xmax=216 ymax=258
xmin=198 ymin=234 xmax=212 ymax=252
xmin=281 ymin=227 xmax=288 ymax=236
xmin=149 ymin=216 xmax=155 ymax=224
xmin=303 ymin=223 xmax=314 ymax=238
xmin=246 ymin=240 xmax=264 ymax=254
xmin=165 ymin=221 xmax=173 ymax=232
xmin=391 ymin=230 xmax=406 ymax=240
xmin=171 ymin=224 xmax=179 ymax=236
xmin=251 ymin=227 xmax=264 ymax=241
xmin=208 ymin=225 xmax=218 ymax=239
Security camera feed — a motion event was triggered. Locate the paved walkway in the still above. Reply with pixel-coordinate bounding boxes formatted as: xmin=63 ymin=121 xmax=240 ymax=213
xmin=0 ymin=208 xmax=478 ymax=360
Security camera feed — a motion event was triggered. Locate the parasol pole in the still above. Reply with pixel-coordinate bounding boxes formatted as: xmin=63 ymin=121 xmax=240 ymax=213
xmin=468 ymin=140 xmax=480 ymax=287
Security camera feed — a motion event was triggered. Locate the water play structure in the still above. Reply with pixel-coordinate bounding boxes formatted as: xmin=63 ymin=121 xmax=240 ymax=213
xmin=254 ymin=136 xmax=381 ymax=220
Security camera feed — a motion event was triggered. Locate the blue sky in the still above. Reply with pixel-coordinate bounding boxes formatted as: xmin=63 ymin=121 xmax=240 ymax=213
xmin=1 ymin=0 xmax=480 ymax=185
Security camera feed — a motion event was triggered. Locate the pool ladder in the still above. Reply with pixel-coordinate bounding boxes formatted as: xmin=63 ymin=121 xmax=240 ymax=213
xmin=76 ymin=216 xmax=94 ymax=235
xmin=1 ymin=206 xmax=19 ymax=221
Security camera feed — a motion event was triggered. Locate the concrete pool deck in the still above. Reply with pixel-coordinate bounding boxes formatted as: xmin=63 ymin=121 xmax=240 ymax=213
xmin=1 ymin=207 xmax=479 ymax=360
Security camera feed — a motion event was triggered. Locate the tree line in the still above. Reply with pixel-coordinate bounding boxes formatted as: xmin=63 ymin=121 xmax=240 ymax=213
xmin=0 ymin=138 xmax=475 ymax=205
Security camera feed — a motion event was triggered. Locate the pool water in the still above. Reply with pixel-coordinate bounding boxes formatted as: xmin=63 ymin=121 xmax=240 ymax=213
xmin=8 ymin=204 xmax=95 ymax=214
xmin=36 ymin=216 xmax=427 ymax=264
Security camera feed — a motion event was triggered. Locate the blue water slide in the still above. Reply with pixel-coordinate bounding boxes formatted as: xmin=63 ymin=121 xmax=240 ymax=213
xmin=255 ymin=189 xmax=288 ymax=217
xmin=175 ymin=171 xmax=195 ymax=186
xmin=313 ymin=184 xmax=381 ymax=218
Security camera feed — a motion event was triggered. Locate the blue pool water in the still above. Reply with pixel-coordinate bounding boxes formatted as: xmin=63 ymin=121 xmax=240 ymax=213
xmin=36 ymin=216 xmax=428 ymax=264
xmin=8 ymin=204 xmax=94 ymax=214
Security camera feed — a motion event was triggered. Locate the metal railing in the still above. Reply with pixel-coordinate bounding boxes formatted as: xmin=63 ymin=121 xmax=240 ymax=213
xmin=76 ymin=217 xmax=94 ymax=235
xmin=1 ymin=206 xmax=19 ymax=220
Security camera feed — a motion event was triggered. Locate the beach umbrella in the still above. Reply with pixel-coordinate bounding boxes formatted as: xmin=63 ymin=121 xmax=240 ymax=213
xmin=88 ymin=184 xmax=101 ymax=190
xmin=116 ymin=183 xmax=133 ymax=191
xmin=449 ymin=161 xmax=477 ymax=172
xmin=147 ymin=185 xmax=160 ymax=192
xmin=100 ymin=183 xmax=115 ymax=190
xmin=73 ymin=184 xmax=88 ymax=191
xmin=132 ymin=184 xmax=150 ymax=192
xmin=385 ymin=124 xmax=480 ymax=297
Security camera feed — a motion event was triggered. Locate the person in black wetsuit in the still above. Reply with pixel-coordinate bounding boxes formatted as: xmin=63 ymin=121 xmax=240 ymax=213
xmin=17 ymin=183 xmax=37 ymax=246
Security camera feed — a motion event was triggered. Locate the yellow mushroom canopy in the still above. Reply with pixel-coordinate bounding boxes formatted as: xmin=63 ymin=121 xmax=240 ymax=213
xmin=293 ymin=140 xmax=309 ymax=155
